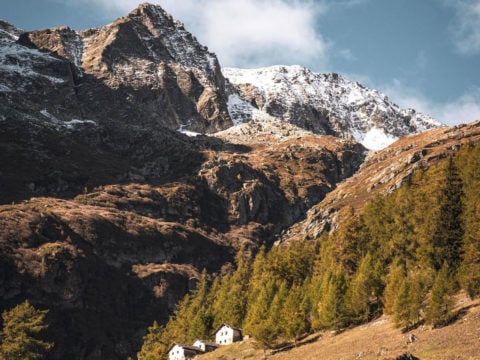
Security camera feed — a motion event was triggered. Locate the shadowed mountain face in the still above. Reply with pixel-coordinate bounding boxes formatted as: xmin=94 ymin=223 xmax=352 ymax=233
xmin=0 ymin=2 xmax=477 ymax=359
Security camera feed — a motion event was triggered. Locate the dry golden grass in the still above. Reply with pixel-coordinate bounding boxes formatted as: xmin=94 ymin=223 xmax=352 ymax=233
xmin=199 ymin=338 xmax=266 ymax=360
xmin=275 ymin=299 xmax=480 ymax=360
xmin=201 ymin=298 xmax=480 ymax=360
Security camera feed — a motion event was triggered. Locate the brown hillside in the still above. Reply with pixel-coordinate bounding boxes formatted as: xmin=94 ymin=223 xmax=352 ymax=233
xmin=284 ymin=120 xmax=480 ymax=241
xmin=272 ymin=296 xmax=480 ymax=360
xmin=199 ymin=296 xmax=480 ymax=360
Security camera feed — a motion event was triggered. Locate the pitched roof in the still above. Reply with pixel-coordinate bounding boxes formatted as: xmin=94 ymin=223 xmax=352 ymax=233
xmin=213 ymin=323 xmax=243 ymax=335
xmin=167 ymin=343 xmax=204 ymax=354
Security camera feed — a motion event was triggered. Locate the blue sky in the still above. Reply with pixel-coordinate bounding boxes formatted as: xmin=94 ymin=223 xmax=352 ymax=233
xmin=1 ymin=0 xmax=479 ymax=125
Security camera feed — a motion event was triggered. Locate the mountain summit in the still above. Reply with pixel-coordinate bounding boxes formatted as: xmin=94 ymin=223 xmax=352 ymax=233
xmin=2 ymin=2 xmax=231 ymax=134
xmin=224 ymin=65 xmax=442 ymax=150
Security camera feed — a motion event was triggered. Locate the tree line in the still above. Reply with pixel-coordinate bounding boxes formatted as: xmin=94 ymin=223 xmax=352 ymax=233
xmin=139 ymin=143 xmax=480 ymax=359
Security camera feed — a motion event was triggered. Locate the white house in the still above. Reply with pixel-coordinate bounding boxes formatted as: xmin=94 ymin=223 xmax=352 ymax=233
xmin=214 ymin=324 xmax=243 ymax=345
xmin=167 ymin=343 xmax=203 ymax=360
xmin=192 ymin=339 xmax=218 ymax=352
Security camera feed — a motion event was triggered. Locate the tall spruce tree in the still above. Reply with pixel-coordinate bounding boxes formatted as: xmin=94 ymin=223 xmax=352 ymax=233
xmin=219 ymin=246 xmax=251 ymax=327
xmin=137 ymin=321 xmax=167 ymax=360
xmin=458 ymin=144 xmax=480 ymax=298
xmin=244 ymin=278 xmax=278 ymax=346
xmin=431 ymin=157 xmax=464 ymax=272
xmin=346 ymin=253 xmax=379 ymax=323
xmin=383 ymin=260 xmax=406 ymax=315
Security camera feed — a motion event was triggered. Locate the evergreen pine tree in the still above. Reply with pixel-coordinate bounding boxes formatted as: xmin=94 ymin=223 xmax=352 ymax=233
xmin=265 ymin=281 xmax=288 ymax=339
xmin=383 ymin=261 xmax=406 ymax=315
xmin=392 ymin=277 xmax=412 ymax=328
xmin=406 ymin=272 xmax=430 ymax=326
xmin=185 ymin=270 xmax=214 ymax=341
xmin=244 ymin=278 xmax=279 ymax=348
xmin=458 ymin=145 xmax=480 ymax=298
xmin=391 ymin=272 xmax=430 ymax=328
xmin=334 ymin=214 xmax=367 ymax=274
xmin=217 ymin=246 xmax=251 ymax=327
xmin=281 ymin=284 xmax=306 ymax=344
xmin=0 ymin=300 xmax=53 ymax=360
xmin=346 ymin=253 xmax=378 ymax=322
xmin=458 ymin=201 xmax=480 ymax=298
xmin=431 ymin=157 xmax=464 ymax=272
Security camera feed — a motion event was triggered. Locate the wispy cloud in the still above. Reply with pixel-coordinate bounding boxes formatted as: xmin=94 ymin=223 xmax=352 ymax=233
xmin=381 ymin=79 xmax=480 ymax=126
xmin=447 ymin=0 xmax=480 ymax=55
xmin=165 ymin=0 xmax=328 ymax=68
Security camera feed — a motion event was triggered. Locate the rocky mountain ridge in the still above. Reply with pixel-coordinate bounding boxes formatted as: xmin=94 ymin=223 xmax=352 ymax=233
xmin=223 ymin=66 xmax=441 ymax=150
xmin=2 ymin=4 xmax=442 ymax=150
xmin=2 ymin=3 xmax=231 ymax=135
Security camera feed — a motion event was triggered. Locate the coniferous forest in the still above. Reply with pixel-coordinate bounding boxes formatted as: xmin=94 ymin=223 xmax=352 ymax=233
xmin=138 ymin=143 xmax=480 ymax=359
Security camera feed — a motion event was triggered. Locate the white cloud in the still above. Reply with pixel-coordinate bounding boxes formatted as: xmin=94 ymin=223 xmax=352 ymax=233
xmin=170 ymin=0 xmax=328 ymax=68
xmin=381 ymin=79 xmax=480 ymax=126
xmin=436 ymin=93 xmax=480 ymax=125
xmin=448 ymin=0 xmax=480 ymax=55
xmin=62 ymin=0 xmax=329 ymax=69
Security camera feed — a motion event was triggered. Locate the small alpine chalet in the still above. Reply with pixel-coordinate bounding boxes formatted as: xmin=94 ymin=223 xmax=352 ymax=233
xmin=167 ymin=343 xmax=203 ymax=360
xmin=192 ymin=339 xmax=218 ymax=352
xmin=214 ymin=324 xmax=243 ymax=345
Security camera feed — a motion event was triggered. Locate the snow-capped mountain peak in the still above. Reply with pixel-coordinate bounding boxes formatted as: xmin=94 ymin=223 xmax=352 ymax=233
xmin=223 ymin=65 xmax=443 ymax=150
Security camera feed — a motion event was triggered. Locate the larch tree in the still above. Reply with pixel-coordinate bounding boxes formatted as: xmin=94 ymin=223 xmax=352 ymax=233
xmin=426 ymin=264 xmax=455 ymax=326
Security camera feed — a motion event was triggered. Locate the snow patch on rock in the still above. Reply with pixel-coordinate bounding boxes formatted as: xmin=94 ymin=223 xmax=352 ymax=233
xmin=63 ymin=119 xmax=97 ymax=129
xmin=361 ymin=128 xmax=398 ymax=151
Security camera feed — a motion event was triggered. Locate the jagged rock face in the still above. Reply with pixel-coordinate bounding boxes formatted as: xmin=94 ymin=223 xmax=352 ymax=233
xmin=0 ymin=20 xmax=22 ymax=40
xmin=8 ymin=3 xmax=231 ymax=134
xmin=0 ymin=26 xmax=83 ymax=125
xmin=224 ymin=66 xmax=443 ymax=150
